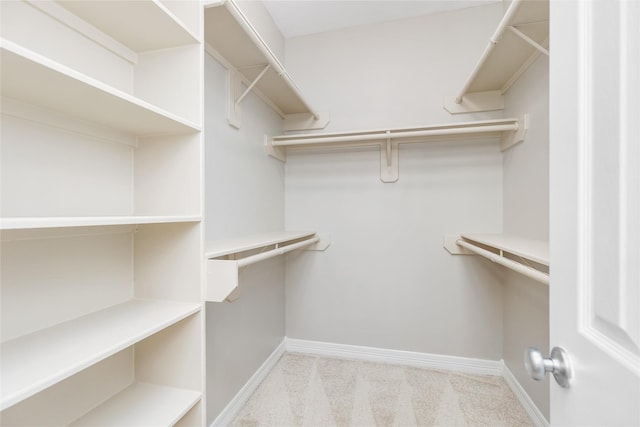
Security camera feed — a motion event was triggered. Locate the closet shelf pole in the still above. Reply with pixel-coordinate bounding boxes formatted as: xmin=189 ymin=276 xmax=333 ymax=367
xmin=456 ymin=239 xmax=549 ymax=285
xmin=455 ymin=0 xmax=524 ymax=103
xmin=235 ymin=237 xmax=320 ymax=268
xmin=272 ymin=123 xmax=518 ymax=146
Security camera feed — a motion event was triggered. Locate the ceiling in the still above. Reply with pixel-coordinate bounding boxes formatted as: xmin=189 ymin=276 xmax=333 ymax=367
xmin=262 ymin=0 xmax=499 ymax=39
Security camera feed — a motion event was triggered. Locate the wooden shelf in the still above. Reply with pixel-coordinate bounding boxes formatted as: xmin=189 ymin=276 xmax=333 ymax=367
xmin=0 ymin=299 xmax=200 ymax=410
xmin=205 ymin=231 xmax=317 ymax=258
xmin=204 ymin=1 xmax=327 ymax=130
xmin=445 ymin=233 xmax=549 ymax=284
xmin=57 ymin=1 xmax=199 ymax=53
xmin=205 ymin=231 xmax=329 ymax=302
xmin=267 ymin=117 xmax=529 ymax=182
xmin=0 ymin=215 xmax=201 ymax=231
xmin=461 ymin=233 xmax=548 ymax=266
xmin=70 ymin=382 xmax=201 ymax=427
xmin=0 ymin=40 xmax=200 ymax=136
xmin=444 ymin=0 xmax=549 ymax=114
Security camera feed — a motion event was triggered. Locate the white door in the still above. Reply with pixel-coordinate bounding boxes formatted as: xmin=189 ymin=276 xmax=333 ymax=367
xmin=549 ymin=0 xmax=640 ymax=425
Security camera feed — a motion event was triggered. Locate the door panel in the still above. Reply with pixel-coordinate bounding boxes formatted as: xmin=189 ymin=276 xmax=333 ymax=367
xmin=550 ymin=0 xmax=640 ymax=424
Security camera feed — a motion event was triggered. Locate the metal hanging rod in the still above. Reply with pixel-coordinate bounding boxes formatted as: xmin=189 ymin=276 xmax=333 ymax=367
xmin=271 ymin=119 xmax=520 ymax=147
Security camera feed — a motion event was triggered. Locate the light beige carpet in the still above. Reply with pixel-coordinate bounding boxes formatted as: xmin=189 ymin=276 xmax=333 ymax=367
xmin=232 ymin=353 xmax=534 ymax=427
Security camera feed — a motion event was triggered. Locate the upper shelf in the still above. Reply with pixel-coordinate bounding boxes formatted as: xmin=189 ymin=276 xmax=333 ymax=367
xmin=0 ymin=40 xmax=200 ymax=135
xmin=444 ymin=0 xmax=549 ymax=114
xmin=204 ymin=1 xmax=327 ymax=130
xmin=444 ymin=233 xmax=549 ymax=284
xmin=266 ymin=116 xmax=529 ymax=182
xmin=56 ymin=0 xmax=199 ymax=53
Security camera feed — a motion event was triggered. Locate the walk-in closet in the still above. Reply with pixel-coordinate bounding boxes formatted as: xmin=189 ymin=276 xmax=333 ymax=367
xmin=1 ymin=0 xmax=638 ymax=426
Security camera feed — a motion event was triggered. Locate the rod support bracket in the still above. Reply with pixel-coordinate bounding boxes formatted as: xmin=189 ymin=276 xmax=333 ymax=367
xmin=380 ymin=139 xmax=399 ymax=183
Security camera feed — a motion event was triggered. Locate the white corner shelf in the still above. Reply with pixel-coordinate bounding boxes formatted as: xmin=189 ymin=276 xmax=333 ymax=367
xmin=0 ymin=215 xmax=201 ymax=231
xmin=266 ymin=117 xmax=529 ymax=182
xmin=444 ymin=233 xmax=549 ymax=284
xmin=69 ymin=382 xmax=201 ymax=427
xmin=205 ymin=231 xmax=330 ymax=302
xmin=204 ymin=0 xmax=328 ymax=130
xmin=0 ymin=299 xmax=201 ymax=411
xmin=444 ymin=0 xmax=549 ymax=114
xmin=0 ymin=40 xmax=200 ymax=136
xmin=55 ymin=0 xmax=199 ymax=53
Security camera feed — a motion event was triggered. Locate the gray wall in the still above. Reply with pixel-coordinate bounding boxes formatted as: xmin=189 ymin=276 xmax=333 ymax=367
xmin=502 ymin=54 xmax=550 ymax=420
xmin=204 ymin=53 xmax=286 ymax=424
xmin=283 ymin=4 xmax=507 ymax=359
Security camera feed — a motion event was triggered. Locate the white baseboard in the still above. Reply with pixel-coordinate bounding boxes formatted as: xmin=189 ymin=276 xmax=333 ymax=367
xmin=284 ymin=337 xmax=503 ymax=376
xmin=501 ymin=360 xmax=549 ymax=427
xmin=210 ymin=339 xmax=287 ymax=427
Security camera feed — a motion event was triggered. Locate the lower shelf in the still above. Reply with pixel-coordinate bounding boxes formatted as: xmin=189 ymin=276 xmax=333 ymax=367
xmin=0 ymin=299 xmax=201 ymax=410
xmin=444 ymin=233 xmax=549 ymax=285
xmin=69 ymin=382 xmax=201 ymax=426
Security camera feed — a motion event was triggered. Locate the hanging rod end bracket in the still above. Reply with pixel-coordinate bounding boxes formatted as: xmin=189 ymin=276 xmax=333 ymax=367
xmin=303 ymin=233 xmax=331 ymax=251
xmin=500 ymin=113 xmax=530 ymax=151
xmin=443 ymin=235 xmax=474 ymax=255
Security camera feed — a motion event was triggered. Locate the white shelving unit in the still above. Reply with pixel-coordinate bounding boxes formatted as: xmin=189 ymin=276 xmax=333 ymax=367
xmin=1 ymin=1 xmax=204 ymax=425
xmin=266 ymin=117 xmax=529 ymax=182
xmin=203 ymin=0 xmax=328 ymax=131
xmin=1 ymin=299 xmax=200 ymax=410
xmin=444 ymin=233 xmax=549 ymax=285
xmin=205 ymin=232 xmax=329 ymax=302
xmin=443 ymin=0 xmax=549 ymax=114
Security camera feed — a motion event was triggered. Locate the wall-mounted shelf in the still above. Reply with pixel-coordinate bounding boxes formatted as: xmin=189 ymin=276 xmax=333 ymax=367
xmin=205 ymin=231 xmax=330 ymax=302
xmin=0 ymin=216 xmax=201 ymax=231
xmin=69 ymin=382 xmax=201 ymax=426
xmin=55 ymin=0 xmax=199 ymax=54
xmin=0 ymin=299 xmax=200 ymax=410
xmin=0 ymin=40 xmax=200 ymax=135
xmin=266 ymin=116 xmax=529 ymax=183
xmin=444 ymin=233 xmax=549 ymax=284
xmin=203 ymin=0 xmax=329 ymax=130
xmin=444 ymin=0 xmax=549 ymax=114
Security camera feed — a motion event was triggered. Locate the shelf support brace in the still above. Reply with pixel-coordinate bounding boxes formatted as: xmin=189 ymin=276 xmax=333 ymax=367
xmin=380 ymin=133 xmax=399 ymax=183
xmin=227 ymin=64 xmax=270 ymax=129
xmin=235 ymin=64 xmax=270 ymax=107
xmin=508 ymin=26 xmax=549 ymax=56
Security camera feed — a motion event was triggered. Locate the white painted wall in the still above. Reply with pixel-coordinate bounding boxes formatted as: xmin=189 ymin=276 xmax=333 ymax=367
xmin=284 ymin=4 xmax=508 ymax=360
xmin=283 ymin=3 xmax=505 ymax=132
xmin=203 ymin=53 xmax=285 ymax=424
xmin=502 ymin=54 xmax=550 ymax=420
xmin=234 ymin=0 xmax=285 ymax=63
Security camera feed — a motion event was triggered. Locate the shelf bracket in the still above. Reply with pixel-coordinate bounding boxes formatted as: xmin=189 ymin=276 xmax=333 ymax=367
xmin=380 ymin=136 xmax=399 ymax=183
xmin=235 ymin=64 xmax=270 ymax=107
xmin=227 ymin=64 xmax=270 ymax=129
xmin=508 ymin=26 xmax=549 ymax=56
xmin=264 ymin=134 xmax=286 ymax=162
xmin=283 ymin=112 xmax=331 ymax=131
xmin=500 ymin=114 xmax=530 ymax=151
xmin=443 ymin=90 xmax=505 ymax=115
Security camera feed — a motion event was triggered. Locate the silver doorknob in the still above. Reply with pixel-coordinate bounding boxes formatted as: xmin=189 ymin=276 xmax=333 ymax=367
xmin=524 ymin=346 xmax=572 ymax=388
